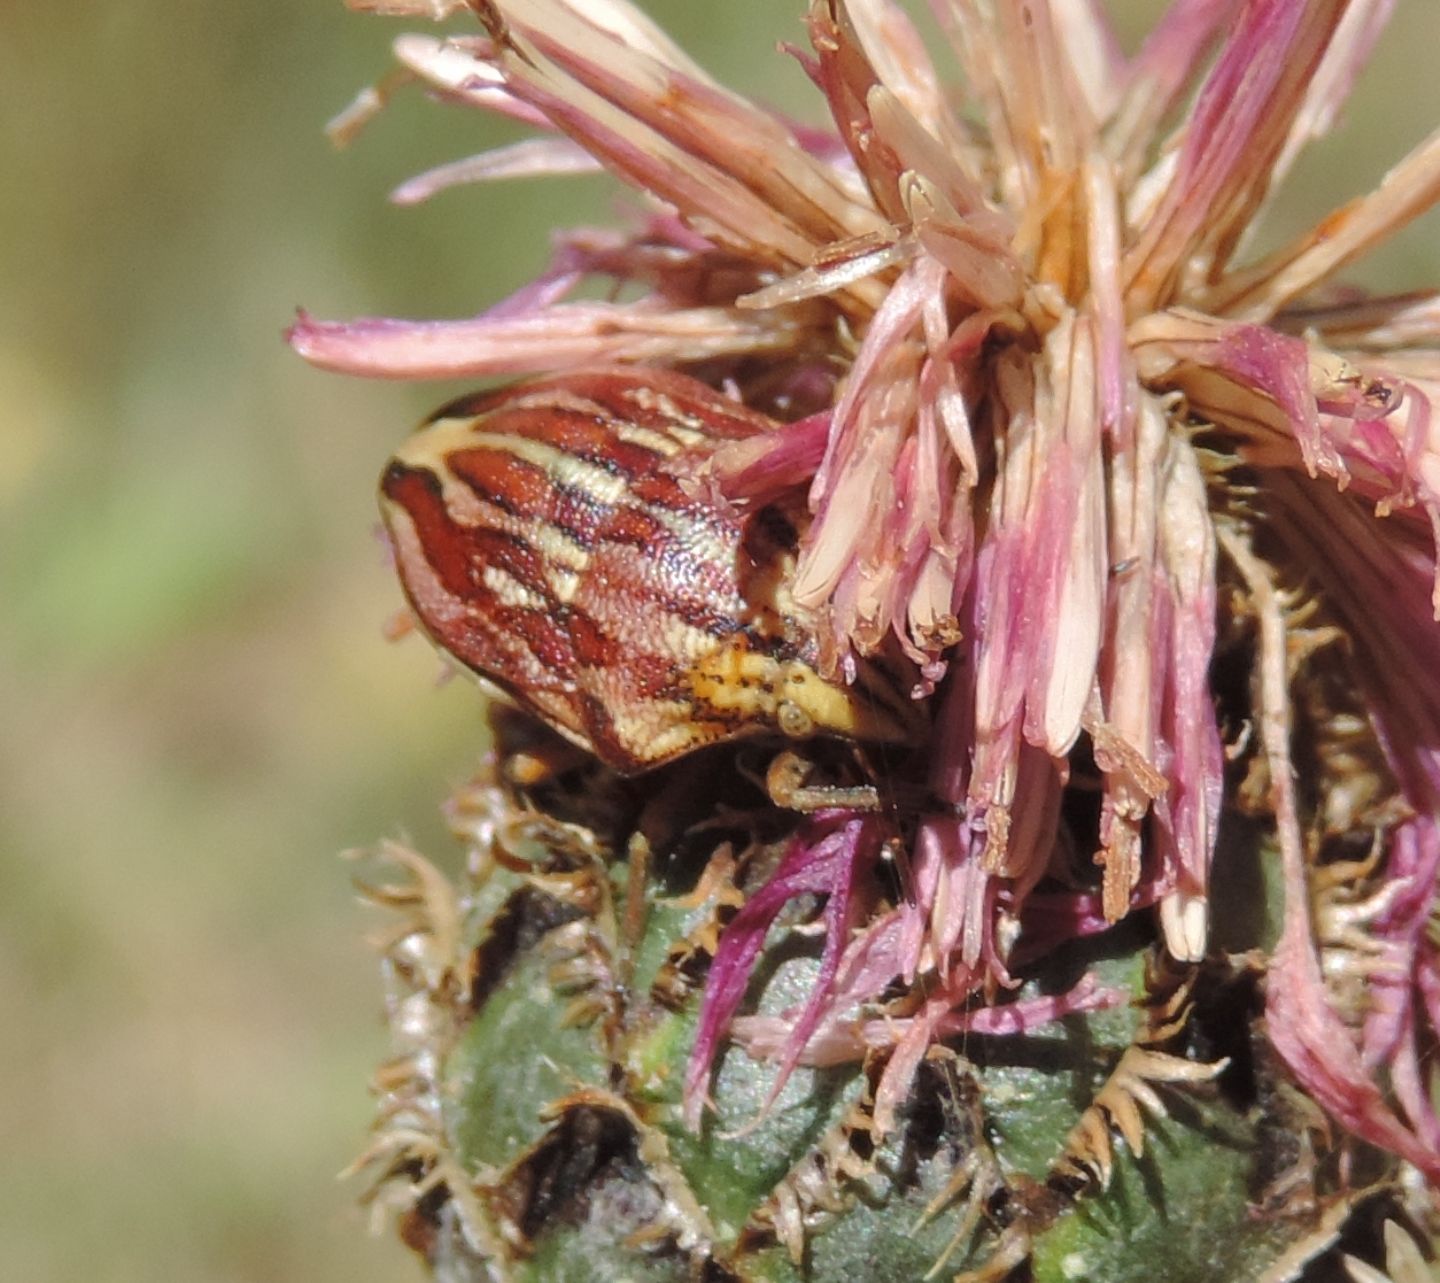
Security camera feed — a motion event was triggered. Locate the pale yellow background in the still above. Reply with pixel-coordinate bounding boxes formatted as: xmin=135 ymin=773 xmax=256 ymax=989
xmin=3 ymin=3 xmax=1439 ymax=1280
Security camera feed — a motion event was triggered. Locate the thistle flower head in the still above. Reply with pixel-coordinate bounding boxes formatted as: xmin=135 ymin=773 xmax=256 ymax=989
xmin=296 ymin=0 xmax=1440 ymax=1181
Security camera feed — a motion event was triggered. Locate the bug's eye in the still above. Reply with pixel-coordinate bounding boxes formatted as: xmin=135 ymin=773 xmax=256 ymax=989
xmin=777 ymin=700 xmax=815 ymax=739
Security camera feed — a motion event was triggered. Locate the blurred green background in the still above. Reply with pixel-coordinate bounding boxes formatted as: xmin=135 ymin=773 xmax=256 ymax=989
xmin=2 ymin=3 xmax=1438 ymax=1281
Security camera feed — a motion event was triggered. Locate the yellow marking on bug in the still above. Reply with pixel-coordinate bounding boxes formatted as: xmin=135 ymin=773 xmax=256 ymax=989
xmin=686 ymin=641 xmax=876 ymax=740
xmin=774 ymin=662 xmax=878 ymax=739
xmin=686 ymin=641 xmax=780 ymax=721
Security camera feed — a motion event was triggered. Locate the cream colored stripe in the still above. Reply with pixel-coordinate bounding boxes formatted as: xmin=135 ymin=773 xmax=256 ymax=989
xmin=649 ymin=504 xmax=730 ymax=568
xmin=613 ymin=421 xmax=683 ymax=456
xmin=480 ymin=564 xmax=548 ymax=611
xmin=392 ymin=420 xmax=602 ymax=572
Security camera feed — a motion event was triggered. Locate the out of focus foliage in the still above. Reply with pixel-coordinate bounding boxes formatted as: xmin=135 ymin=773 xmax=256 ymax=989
xmin=2 ymin=3 xmax=1438 ymax=1281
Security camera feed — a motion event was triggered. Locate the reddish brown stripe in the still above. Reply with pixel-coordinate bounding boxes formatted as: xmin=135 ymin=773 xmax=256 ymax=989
xmin=505 ymin=404 xmax=671 ymax=479
xmin=543 ymin=369 xmax=768 ymax=440
xmin=447 ymin=446 xmax=609 ymax=550
xmin=432 ymin=579 xmax=575 ymax=687
xmin=588 ymin=370 xmax=773 ymax=442
xmin=626 ymin=469 xmax=697 ymax=512
xmin=462 ymin=525 xmax=552 ymax=602
xmin=421 ymin=389 xmax=502 ymax=424
xmin=428 ymin=368 xmax=774 ymax=444
xmin=676 ymin=602 xmax=745 ymax=639
xmin=445 ymin=447 xmax=553 ymax=522
xmin=600 ymin=502 xmax=668 ymax=547
xmin=382 ymin=462 xmax=575 ymax=680
xmin=575 ymin=690 xmax=633 ymax=769
xmin=489 ymin=596 xmax=575 ymax=681
xmin=382 ymin=464 xmax=475 ymax=602
xmin=650 ymin=579 xmax=743 ymax=639
xmin=565 ymin=604 xmax=619 ymax=670
xmin=547 ymin=480 xmax=612 ymax=547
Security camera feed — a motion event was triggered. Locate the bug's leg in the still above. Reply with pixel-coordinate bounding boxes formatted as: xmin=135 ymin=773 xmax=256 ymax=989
xmin=490 ymin=705 xmax=601 ymax=797
xmin=764 ymin=748 xmax=881 ymax=813
xmin=651 ymin=842 xmax=747 ymax=1010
